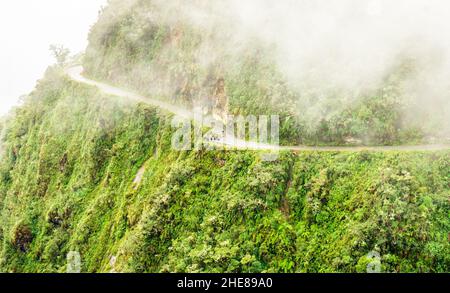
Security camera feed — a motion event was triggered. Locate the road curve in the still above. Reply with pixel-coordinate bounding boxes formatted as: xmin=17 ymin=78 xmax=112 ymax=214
xmin=66 ymin=66 xmax=450 ymax=152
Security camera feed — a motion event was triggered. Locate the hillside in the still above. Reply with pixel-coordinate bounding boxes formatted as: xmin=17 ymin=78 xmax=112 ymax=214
xmin=0 ymin=0 xmax=448 ymax=273
xmin=84 ymin=0 xmax=450 ymax=146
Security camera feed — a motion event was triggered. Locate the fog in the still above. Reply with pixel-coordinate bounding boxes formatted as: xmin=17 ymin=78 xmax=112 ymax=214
xmin=0 ymin=0 xmax=106 ymax=114
xmin=2 ymin=0 xmax=450 ymax=132
xmin=228 ymin=0 xmax=450 ymax=91
xmin=144 ymin=0 xmax=450 ymax=133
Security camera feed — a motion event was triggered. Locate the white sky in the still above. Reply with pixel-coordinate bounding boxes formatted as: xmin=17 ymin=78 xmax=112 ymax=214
xmin=0 ymin=0 xmax=107 ymax=114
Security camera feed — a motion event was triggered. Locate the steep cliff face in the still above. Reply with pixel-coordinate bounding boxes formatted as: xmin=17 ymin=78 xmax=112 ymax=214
xmin=0 ymin=66 xmax=448 ymax=273
xmin=0 ymin=1 xmax=448 ymax=273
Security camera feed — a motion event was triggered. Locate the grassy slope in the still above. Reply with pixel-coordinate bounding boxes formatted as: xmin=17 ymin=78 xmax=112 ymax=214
xmin=0 ymin=67 xmax=448 ymax=273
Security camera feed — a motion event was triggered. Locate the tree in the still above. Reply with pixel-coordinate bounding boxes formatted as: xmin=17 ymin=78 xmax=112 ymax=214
xmin=49 ymin=44 xmax=70 ymax=67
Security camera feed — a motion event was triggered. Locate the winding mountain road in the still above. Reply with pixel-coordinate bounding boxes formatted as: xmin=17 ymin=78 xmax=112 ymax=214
xmin=66 ymin=66 xmax=449 ymax=152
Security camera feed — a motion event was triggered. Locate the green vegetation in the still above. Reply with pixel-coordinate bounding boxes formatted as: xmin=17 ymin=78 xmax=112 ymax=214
xmin=0 ymin=67 xmax=448 ymax=272
xmin=84 ymin=0 xmax=448 ymax=146
xmin=0 ymin=0 xmax=448 ymax=273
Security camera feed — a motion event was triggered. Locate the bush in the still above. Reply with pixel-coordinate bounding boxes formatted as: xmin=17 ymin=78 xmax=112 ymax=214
xmin=12 ymin=223 xmax=33 ymax=252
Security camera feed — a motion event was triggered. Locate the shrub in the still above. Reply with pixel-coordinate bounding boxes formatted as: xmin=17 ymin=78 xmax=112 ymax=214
xmin=12 ymin=223 xmax=33 ymax=252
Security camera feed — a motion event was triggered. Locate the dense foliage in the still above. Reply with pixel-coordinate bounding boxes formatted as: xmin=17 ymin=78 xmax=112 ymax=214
xmin=84 ymin=0 xmax=449 ymax=146
xmin=0 ymin=68 xmax=448 ymax=272
xmin=0 ymin=0 xmax=448 ymax=273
